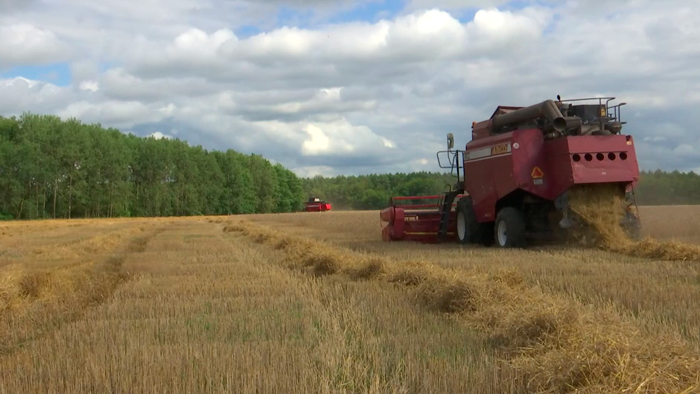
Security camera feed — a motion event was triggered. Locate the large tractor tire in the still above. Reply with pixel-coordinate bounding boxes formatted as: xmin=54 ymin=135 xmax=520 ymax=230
xmin=455 ymin=198 xmax=482 ymax=245
xmin=494 ymin=207 xmax=526 ymax=248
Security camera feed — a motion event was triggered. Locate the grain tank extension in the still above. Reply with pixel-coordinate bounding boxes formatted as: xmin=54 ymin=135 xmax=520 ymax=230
xmin=380 ymin=96 xmax=641 ymax=247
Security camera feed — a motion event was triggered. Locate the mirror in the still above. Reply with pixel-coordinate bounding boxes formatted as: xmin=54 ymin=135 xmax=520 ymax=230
xmin=447 ymin=133 xmax=454 ymax=150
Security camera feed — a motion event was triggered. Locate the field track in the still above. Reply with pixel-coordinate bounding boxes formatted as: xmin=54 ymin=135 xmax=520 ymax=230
xmin=1 ymin=205 xmax=699 ymax=393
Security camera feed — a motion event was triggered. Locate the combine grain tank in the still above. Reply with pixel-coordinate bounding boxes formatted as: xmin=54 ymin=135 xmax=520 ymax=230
xmin=380 ymin=96 xmax=641 ymax=247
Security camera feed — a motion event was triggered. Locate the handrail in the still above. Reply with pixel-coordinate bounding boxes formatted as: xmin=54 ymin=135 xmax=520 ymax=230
xmin=391 ymin=195 xmax=445 ymax=200
xmin=389 ymin=194 xmax=467 ymax=210
xmin=391 ymin=194 xmax=467 ymax=201
xmin=559 ymin=96 xmax=615 ymax=103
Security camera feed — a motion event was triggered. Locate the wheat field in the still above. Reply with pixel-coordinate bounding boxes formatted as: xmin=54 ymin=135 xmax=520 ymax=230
xmin=1 ymin=205 xmax=699 ymax=393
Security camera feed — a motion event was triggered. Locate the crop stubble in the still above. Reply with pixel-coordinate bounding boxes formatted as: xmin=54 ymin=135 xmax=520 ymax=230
xmin=0 ymin=217 xmax=512 ymax=393
xmin=0 ymin=205 xmax=699 ymax=393
xmin=239 ymin=205 xmax=700 ymax=393
xmin=247 ymin=205 xmax=700 ymax=351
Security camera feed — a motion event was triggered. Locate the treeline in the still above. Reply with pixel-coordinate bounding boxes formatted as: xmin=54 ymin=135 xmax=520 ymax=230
xmin=302 ymin=170 xmax=700 ymax=210
xmin=0 ymin=114 xmax=305 ymax=220
xmin=2 ymin=112 xmax=695 ymax=221
xmin=635 ymin=170 xmax=700 ymax=205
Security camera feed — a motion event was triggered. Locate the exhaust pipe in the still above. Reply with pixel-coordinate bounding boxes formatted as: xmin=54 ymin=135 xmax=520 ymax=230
xmin=490 ymin=99 xmax=568 ymax=133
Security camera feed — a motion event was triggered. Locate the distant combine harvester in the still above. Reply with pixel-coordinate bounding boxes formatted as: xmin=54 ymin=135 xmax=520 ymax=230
xmin=304 ymin=197 xmax=332 ymax=212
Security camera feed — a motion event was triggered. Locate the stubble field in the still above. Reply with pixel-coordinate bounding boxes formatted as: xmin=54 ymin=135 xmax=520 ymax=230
xmin=1 ymin=205 xmax=699 ymax=393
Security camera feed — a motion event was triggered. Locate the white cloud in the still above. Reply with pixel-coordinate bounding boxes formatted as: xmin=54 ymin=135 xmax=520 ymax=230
xmin=79 ymin=80 xmax=99 ymax=92
xmin=0 ymin=77 xmax=67 ymax=114
xmin=465 ymin=7 xmax=550 ymax=49
xmin=1 ymin=1 xmax=700 ymax=176
xmin=302 ymin=124 xmax=332 ymax=155
xmin=149 ymin=131 xmax=173 ymax=140
xmin=674 ymin=144 xmax=696 ymax=156
xmin=2 ymin=77 xmax=40 ymax=89
xmin=0 ymin=0 xmax=38 ymax=11
xmin=291 ymin=165 xmax=336 ymax=177
xmin=405 ymin=0 xmax=511 ymax=12
xmin=159 ymin=103 xmax=177 ymax=115
xmin=57 ymin=100 xmax=165 ymax=128
xmin=300 ymin=118 xmax=393 ymax=157
xmin=0 ymin=24 xmax=70 ymax=68
xmin=125 ymin=7 xmax=551 ymax=76
xmin=381 ymin=137 xmax=397 ymax=149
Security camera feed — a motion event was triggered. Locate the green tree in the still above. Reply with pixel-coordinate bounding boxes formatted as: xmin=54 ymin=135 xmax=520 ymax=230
xmin=0 ymin=113 xmax=305 ymax=220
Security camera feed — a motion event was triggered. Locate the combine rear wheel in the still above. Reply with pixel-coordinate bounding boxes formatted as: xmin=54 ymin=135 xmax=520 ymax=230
xmin=494 ymin=207 xmax=526 ymax=248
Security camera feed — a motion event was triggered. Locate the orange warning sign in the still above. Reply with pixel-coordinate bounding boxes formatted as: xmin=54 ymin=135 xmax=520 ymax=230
xmin=531 ymin=167 xmax=544 ymax=179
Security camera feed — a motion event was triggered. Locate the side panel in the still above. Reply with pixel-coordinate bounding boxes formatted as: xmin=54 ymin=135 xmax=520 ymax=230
xmin=463 ymin=132 xmax=518 ymax=222
xmin=512 ymin=129 xmax=562 ymax=201
xmin=542 ymin=137 xmax=575 ymax=199
xmin=393 ymin=208 xmax=405 ymax=238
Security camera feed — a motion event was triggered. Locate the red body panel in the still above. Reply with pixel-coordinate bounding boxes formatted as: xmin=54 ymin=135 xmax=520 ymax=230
xmin=462 ymin=132 xmax=517 ymax=222
xmin=463 ymin=129 xmax=639 ymax=222
xmin=304 ymin=202 xmax=332 ymax=212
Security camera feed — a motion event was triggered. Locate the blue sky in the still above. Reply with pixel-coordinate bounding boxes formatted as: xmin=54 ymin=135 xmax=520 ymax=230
xmin=1 ymin=63 xmax=72 ymax=86
xmin=326 ymin=0 xmax=405 ymax=24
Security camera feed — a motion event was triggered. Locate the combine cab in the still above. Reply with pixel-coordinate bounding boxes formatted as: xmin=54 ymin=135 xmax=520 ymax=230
xmin=305 ymin=197 xmax=332 ymax=212
xmin=380 ymin=96 xmax=641 ymax=248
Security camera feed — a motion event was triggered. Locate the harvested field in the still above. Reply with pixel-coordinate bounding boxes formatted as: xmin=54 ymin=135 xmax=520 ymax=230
xmin=1 ymin=205 xmax=699 ymax=393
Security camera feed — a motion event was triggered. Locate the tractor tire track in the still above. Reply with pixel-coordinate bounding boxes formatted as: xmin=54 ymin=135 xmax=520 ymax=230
xmin=0 ymin=227 xmax=166 ymax=357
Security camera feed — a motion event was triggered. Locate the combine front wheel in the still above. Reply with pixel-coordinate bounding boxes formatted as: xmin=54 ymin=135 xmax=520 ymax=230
xmin=494 ymin=207 xmax=526 ymax=248
xmin=456 ymin=199 xmax=481 ymax=245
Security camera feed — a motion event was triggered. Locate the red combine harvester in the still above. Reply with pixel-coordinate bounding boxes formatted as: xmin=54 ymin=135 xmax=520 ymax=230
xmin=304 ymin=197 xmax=332 ymax=212
xmin=380 ymin=96 xmax=641 ymax=247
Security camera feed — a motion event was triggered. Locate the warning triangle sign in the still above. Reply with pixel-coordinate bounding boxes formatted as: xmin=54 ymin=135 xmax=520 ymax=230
xmin=531 ymin=167 xmax=544 ymax=179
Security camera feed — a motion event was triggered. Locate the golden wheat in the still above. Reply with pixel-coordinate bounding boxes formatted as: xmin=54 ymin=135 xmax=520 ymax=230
xmin=2 ymin=206 xmax=700 ymax=393
xmin=231 ymin=219 xmax=700 ymax=393
xmin=0 ymin=218 xmax=514 ymax=393
xmin=246 ymin=208 xmax=700 ymax=352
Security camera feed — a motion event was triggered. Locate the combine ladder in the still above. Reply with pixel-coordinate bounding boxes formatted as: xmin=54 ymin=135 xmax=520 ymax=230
xmin=437 ymin=190 xmax=461 ymax=242
xmin=436 ymin=147 xmax=464 ymax=243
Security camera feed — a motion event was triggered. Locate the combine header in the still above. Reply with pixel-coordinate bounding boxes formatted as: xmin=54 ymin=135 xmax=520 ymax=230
xmin=380 ymin=194 xmax=466 ymax=243
xmin=380 ymin=96 xmax=641 ymax=248
xmin=304 ymin=197 xmax=332 ymax=212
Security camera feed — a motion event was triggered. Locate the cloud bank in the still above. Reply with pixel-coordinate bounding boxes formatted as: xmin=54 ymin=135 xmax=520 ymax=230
xmin=1 ymin=0 xmax=699 ymax=176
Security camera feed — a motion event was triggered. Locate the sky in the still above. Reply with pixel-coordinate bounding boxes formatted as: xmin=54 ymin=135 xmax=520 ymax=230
xmin=0 ymin=0 xmax=699 ymax=177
